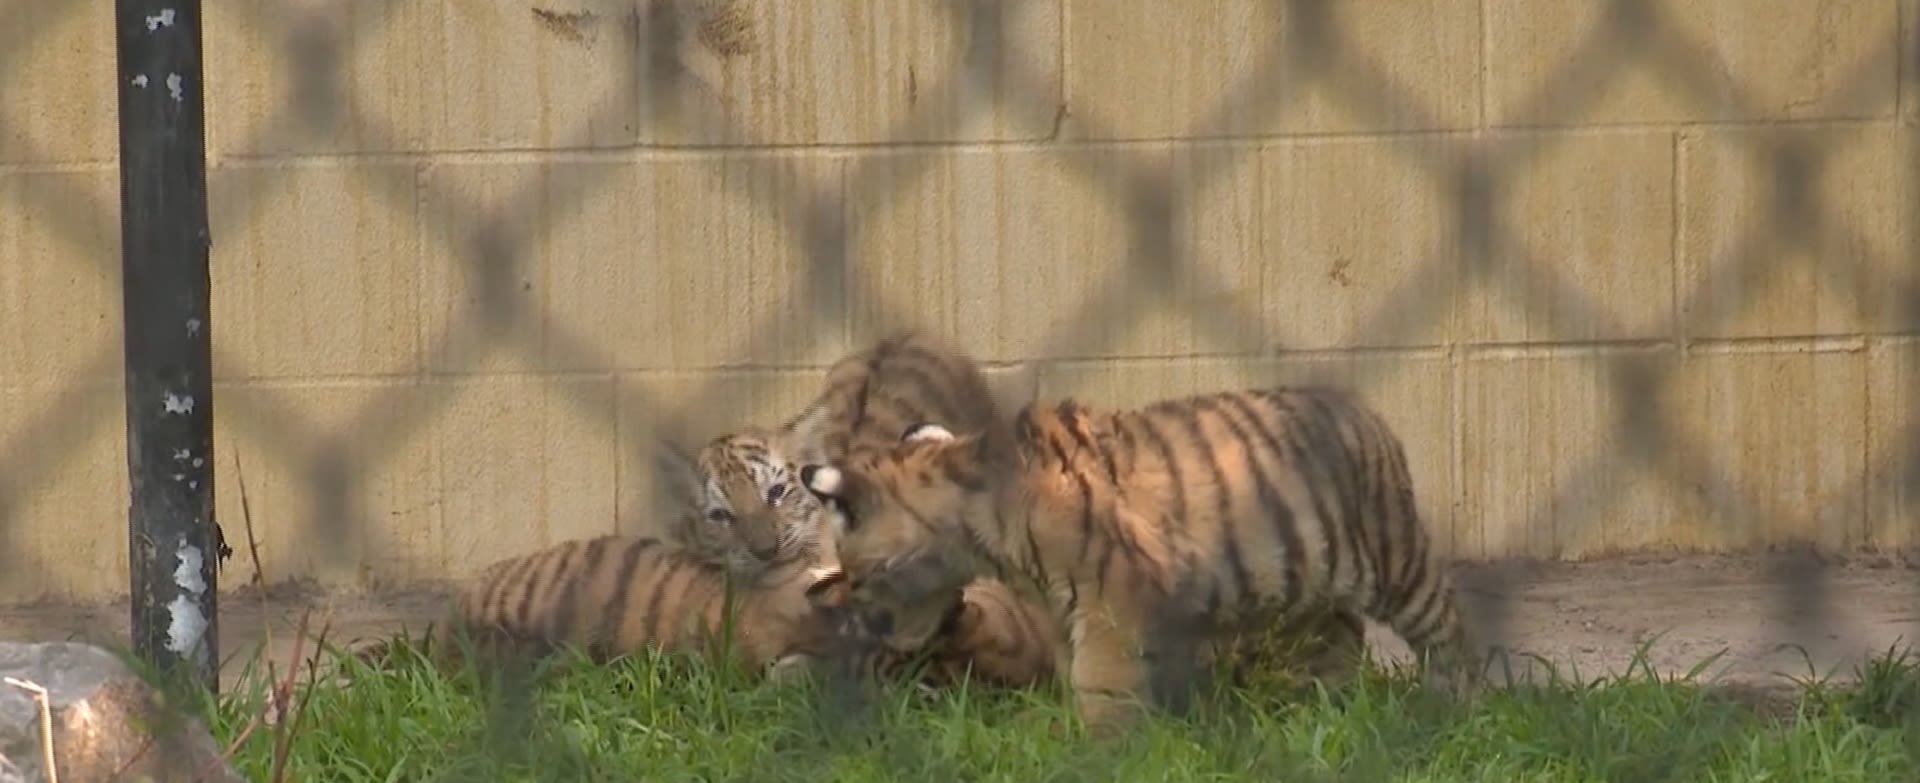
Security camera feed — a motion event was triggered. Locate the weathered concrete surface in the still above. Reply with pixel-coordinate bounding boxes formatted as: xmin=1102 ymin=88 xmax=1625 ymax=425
xmin=0 ymin=0 xmax=1912 ymax=608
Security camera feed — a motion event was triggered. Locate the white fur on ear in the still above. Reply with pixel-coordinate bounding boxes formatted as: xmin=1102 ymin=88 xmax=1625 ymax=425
xmin=902 ymin=423 xmax=957 ymax=443
xmin=801 ymin=464 xmax=844 ymax=496
xmin=802 ymin=567 xmax=850 ymax=603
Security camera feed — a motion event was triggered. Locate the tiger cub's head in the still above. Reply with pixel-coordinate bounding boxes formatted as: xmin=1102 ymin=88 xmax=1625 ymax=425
xmin=798 ymin=423 xmax=996 ymax=618
xmin=671 ymin=429 xmax=845 ymax=581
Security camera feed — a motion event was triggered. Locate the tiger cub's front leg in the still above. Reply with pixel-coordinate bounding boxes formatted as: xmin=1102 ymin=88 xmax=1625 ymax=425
xmin=1063 ymin=606 xmax=1152 ymax=738
xmin=1062 ymin=598 xmax=1202 ymax=738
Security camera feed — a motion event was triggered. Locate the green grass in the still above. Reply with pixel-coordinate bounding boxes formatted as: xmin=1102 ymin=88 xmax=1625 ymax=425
xmin=189 ymin=639 xmax=1920 ymax=783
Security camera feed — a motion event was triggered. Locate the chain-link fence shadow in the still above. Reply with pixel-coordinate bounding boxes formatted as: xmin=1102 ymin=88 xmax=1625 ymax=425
xmin=0 ymin=0 xmax=1917 ymax=775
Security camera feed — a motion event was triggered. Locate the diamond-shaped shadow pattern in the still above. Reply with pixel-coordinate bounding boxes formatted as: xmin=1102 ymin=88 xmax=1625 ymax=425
xmin=0 ymin=0 xmax=1916 ymax=766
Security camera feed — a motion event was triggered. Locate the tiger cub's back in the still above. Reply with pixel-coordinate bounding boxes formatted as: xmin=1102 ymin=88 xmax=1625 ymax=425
xmin=780 ymin=330 xmax=1006 ymax=466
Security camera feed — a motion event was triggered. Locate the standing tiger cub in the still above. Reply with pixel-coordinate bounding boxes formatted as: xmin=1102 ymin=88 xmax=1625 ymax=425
xmin=800 ymin=386 xmax=1482 ymax=734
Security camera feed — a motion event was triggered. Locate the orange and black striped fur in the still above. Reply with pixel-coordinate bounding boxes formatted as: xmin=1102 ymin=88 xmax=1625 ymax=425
xmin=778 ymin=331 xmax=1005 ymax=471
xmin=686 ymin=332 xmax=1064 ymax=691
xmin=799 ymin=386 xmax=1481 ymax=734
xmin=669 ymin=432 xmax=842 ymax=584
xmin=408 ymin=533 xmax=860 ymax=680
xmin=807 ymin=568 xmax=1058 ymax=690
xmin=346 ymin=531 xmax=1043 ymax=692
xmin=685 ymin=331 xmax=1006 ymax=576
xmin=344 ymin=439 xmax=878 ymax=683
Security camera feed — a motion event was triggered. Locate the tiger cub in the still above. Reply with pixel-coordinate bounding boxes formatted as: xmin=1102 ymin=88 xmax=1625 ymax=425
xmin=344 ymin=437 xmax=875 ymax=682
xmin=668 ymin=431 xmax=842 ymax=584
xmin=402 ymin=534 xmax=859 ymax=680
xmin=687 ymin=331 xmax=1063 ymax=689
xmin=798 ymin=386 xmax=1483 ymax=734
xmin=688 ymin=331 xmax=1004 ymax=573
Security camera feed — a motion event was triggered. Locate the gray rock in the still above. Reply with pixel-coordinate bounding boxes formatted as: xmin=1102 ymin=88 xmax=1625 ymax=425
xmin=0 ymin=641 xmax=245 ymax=783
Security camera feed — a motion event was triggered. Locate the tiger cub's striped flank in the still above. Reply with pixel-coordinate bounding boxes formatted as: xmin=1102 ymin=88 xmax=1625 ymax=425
xmin=800 ymin=386 xmax=1481 ymax=734
xmin=353 ymin=535 xmax=865 ymax=681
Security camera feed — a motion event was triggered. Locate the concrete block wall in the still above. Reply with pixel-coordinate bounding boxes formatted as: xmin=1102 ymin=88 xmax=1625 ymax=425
xmin=0 ymin=0 xmax=1913 ymax=602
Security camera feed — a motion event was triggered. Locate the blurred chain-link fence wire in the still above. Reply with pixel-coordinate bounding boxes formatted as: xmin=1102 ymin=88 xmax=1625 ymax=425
xmin=0 ymin=0 xmax=1917 ymax=773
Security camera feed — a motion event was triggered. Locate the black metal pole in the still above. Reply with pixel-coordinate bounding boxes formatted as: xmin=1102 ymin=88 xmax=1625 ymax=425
xmin=115 ymin=0 xmax=218 ymax=693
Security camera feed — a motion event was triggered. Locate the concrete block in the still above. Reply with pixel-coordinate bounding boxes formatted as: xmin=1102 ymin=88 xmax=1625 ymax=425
xmin=639 ymin=0 xmax=1062 ymax=146
xmin=979 ymin=362 xmax=1042 ymax=415
xmin=209 ymin=381 xmax=441 ymax=591
xmin=0 ymin=171 xmax=121 ymax=388
xmin=0 ymin=387 xmax=126 ymax=602
xmin=851 ymin=145 xmax=1319 ymax=362
xmin=1469 ymin=132 xmax=1676 ymax=343
xmin=415 ymin=161 xmax=549 ymax=375
xmin=1462 ymin=349 xmax=1868 ymax=558
xmin=209 ymin=162 xmax=424 ymax=379
xmin=1459 ymin=350 xmax=1684 ymax=559
xmin=436 ymin=375 xmax=619 ymax=579
xmin=1063 ymin=0 xmax=1479 ymax=139
xmin=1906 ymin=0 xmax=1919 ymax=120
xmin=207 ymin=0 xmax=639 ymax=156
xmin=422 ymin=156 xmax=847 ymax=374
xmin=1679 ymin=125 xmax=1918 ymax=338
xmin=0 ymin=2 xmax=114 ymax=164
xmin=1866 ymin=340 xmax=1919 ymax=551
xmin=1487 ymin=0 xmax=1899 ymax=125
xmin=1665 ymin=350 xmax=1869 ymax=551
xmin=1035 ymin=354 xmax=1457 ymax=556
xmin=1259 ymin=139 xmax=1460 ymax=350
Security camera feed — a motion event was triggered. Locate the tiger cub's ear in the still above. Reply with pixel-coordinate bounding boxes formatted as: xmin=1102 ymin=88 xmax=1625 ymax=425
xmin=900 ymin=422 xmax=989 ymax=486
xmin=803 ymin=567 xmax=851 ymax=606
xmin=901 ymin=422 xmax=957 ymax=443
xmin=800 ymin=464 xmax=845 ymax=498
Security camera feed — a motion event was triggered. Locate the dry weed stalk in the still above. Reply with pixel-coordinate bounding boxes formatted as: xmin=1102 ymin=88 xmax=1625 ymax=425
xmin=3 ymin=676 xmax=57 ymax=783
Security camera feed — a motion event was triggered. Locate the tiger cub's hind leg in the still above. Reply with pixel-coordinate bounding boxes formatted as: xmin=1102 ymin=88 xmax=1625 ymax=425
xmin=1290 ymin=605 xmax=1368 ymax=692
xmin=1370 ymin=550 xmax=1482 ymax=704
xmin=1209 ymin=604 xmax=1366 ymax=701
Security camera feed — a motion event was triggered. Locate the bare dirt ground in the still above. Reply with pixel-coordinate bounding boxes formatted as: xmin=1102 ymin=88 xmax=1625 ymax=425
xmin=3 ymin=553 xmax=1916 ymax=701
